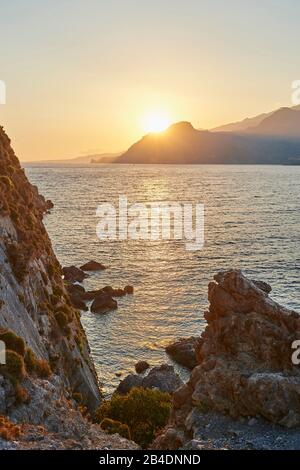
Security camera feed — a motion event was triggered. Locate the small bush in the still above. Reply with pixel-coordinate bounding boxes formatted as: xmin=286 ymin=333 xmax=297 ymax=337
xmin=24 ymin=347 xmax=36 ymax=373
xmin=35 ymin=359 xmax=51 ymax=378
xmin=0 ymin=416 xmax=22 ymax=440
xmin=54 ymin=311 xmax=68 ymax=329
xmin=15 ymin=384 xmax=30 ymax=404
xmin=95 ymin=387 xmax=171 ymax=448
xmin=100 ymin=418 xmax=131 ymax=440
xmin=1 ymin=350 xmax=26 ymax=382
xmin=24 ymin=347 xmax=51 ymax=378
xmin=6 ymin=243 xmax=28 ymax=282
xmin=0 ymin=329 xmax=25 ymax=357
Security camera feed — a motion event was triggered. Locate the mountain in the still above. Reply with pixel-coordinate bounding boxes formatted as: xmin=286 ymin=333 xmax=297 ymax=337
xmin=117 ymin=121 xmax=300 ymax=165
xmin=212 ymin=104 xmax=300 ymax=134
xmin=246 ymin=107 xmax=300 ymax=137
xmin=24 ymin=152 xmax=121 ymax=166
xmin=211 ymin=111 xmax=274 ymax=133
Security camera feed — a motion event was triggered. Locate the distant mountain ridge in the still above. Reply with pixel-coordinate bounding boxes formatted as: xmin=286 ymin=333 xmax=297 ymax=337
xmin=212 ymin=105 xmax=300 ymax=133
xmin=24 ymin=152 xmax=121 ymax=166
xmin=117 ymin=108 xmax=300 ymax=165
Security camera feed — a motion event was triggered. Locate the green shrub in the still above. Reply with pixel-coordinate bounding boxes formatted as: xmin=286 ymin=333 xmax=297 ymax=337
xmin=100 ymin=418 xmax=131 ymax=440
xmin=54 ymin=311 xmax=68 ymax=329
xmin=24 ymin=347 xmax=51 ymax=378
xmin=0 ymin=329 xmax=25 ymax=357
xmin=52 ymin=284 xmax=63 ymax=297
xmin=95 ymin=387 xmax=171 ymax=448
xmin=1 ymin=350 xmax=26 ymax=382
xmin=35 ymin=358 xmax=51 ymax=378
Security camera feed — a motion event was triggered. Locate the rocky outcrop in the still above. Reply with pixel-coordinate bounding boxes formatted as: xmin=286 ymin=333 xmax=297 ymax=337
xmin=116 ymin=364 xmax=183 ymax=395
xmin=153 ymin=270 xmax=300 ymax=449
xmin=66 ymin=283 xmax=133 ymax=312
xmin=0 ymin=377 xmax=139 ymax=450
xmin=135 ymin=361 xmax=150 ymax=374
xmin=80 ymin=261 xmax=106 ymax=271
xmin=62 ymin=266 xmax=87 ymax=283
xmin=91 ymin=292 xmax=118 ymax=314
xmin=166 ymin=337 xmax=201 ymax=370
xmin=0 ymin=128 xmax=100 ymax=422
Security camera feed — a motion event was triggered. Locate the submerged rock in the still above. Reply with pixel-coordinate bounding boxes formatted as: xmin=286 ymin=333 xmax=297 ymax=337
xmin=166 ymin=337 xmax=201 ymax=370
xmin=91 ymin=292 xmax=118 ymax=314
xmin=135 ymin=361 xmax=150 ymax=374
xmin=124 ymin=285 xmax=134 ymax=294
xmin=62 ymin=266 xmax=87 ymax=283
xmin=102 ymin=286 xmax=126 ymax=297
xmin=80 ymin=260 xmax=106 ymax=271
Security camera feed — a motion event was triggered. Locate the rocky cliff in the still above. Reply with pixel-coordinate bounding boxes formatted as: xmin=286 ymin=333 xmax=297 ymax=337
xmin=0 ymin=127 xmax=137 ymax=449
xmin=154 ymin=270 xmax=300 ymax=450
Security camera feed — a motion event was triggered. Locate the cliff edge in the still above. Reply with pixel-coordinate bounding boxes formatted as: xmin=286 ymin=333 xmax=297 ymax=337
xmin=0 ymin=127 xmax=138 ymax=449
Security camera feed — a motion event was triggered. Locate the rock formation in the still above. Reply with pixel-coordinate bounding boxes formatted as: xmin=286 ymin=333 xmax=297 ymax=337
xmin=166 ymin=337 xmax=201 ymax=370
xmin=0 ymin=126 xmax=136 ymax=449
xmin=153 ymin=270 xmax=300 ymax=449
xmin=116 ymin=364 xmax=183 ymax=395
xmin=80 ymin=260 xmax=106 ymax=271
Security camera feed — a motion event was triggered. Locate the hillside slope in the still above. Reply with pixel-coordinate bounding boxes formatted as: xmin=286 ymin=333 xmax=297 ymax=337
xmin=0 ymin=126 xmax=138 ymax=449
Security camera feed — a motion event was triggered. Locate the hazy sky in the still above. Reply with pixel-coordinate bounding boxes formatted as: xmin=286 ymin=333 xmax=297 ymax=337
xmin=1 ymin=0 xmax=300 ymax=161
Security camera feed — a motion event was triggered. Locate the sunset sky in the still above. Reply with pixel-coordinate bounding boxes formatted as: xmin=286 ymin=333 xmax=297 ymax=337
xmin=1 ymin=0 xmax=300 ymax=161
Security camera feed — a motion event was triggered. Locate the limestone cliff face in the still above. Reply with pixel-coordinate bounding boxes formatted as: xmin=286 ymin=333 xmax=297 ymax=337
xmin=0 ymin=126 xmax=100 ymax=410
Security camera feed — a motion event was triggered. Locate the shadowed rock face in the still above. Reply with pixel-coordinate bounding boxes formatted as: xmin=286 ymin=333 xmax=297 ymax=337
xmin=116 ymin=364 xmax=183 ymax=395
xmin=153 ymin=270 xmax=300 ymax=449
xmin=166 ymin=337 xmax=201 ymax=370
xmin=0 ymin=126 xmax=100 ymax=411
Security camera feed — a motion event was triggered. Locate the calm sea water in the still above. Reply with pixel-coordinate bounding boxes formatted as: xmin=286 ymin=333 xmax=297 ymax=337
xmin=26 ymin=164 xmax=300 ymax=395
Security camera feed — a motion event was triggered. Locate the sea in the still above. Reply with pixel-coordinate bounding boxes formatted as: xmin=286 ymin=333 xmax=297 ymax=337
xmin=26 ymin=164 xmax=300 ymax=395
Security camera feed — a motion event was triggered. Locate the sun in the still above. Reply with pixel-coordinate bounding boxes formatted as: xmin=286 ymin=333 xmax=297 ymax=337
xmin=142 ymin=111 xmax=172 ymax=134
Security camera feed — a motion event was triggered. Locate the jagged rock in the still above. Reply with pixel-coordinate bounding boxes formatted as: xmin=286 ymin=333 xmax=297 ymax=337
xmin=80 ymin=260 xmax=106 ymax=271
xmin=173 ymin=270 xmax=300 ymax=431
xmin=166 ymin=337 xmax=201 ymax=370
xmin=116 ymin=364 xmax=183 ymax=395
xmin=91 ymin=292 xmax=118 ymax=314
xmin=66 ymin=283 xmax=88 ymax=310
xmin=62 ymin=266 xmax=87 ymax=283
xmin=67 ymin=284 xmax=131 ymax=309
xmin=251 ymin=279 xmax=272 ymax=294
xmin=101 ymin=286 xmax=125 ymax=297
xmin=0 ymin=374 xmax=139 ymax=450
xmin=115 ymin=374 xmax=143 ymax=394
xmin=135 ymin=361 xmax=150 ymax=374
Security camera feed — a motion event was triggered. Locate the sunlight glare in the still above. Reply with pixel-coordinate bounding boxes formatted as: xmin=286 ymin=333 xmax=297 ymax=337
xmin=142 ymin=111 xmax=172 ymax=134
